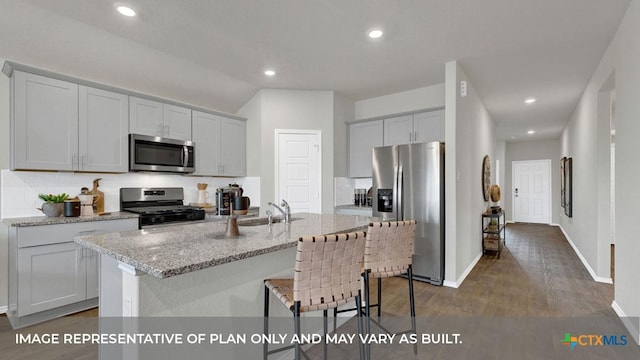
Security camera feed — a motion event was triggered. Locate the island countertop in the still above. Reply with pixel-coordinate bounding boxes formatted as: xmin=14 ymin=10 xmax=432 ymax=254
xmin=74 ymin=213 xmax=374 ymax=279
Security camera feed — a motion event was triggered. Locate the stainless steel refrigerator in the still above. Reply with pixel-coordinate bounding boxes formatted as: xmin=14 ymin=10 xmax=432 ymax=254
xmin=372 ymin=141 xmax=445 ymax=285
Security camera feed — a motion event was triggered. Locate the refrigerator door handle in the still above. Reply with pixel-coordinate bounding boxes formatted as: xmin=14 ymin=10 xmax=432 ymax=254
xmin=393 ymin=165 xmax=399 ymax=220
xmin=398 ymin=165 xmax=404 ymax=220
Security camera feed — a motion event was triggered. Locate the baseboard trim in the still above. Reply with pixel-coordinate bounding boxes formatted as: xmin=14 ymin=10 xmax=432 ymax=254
xmin=550 ymin=223 xmax=560 ymax=227
xmin=443 ymin=253 xmax=482 ymax=288
xmin=559 ymin=225 xmax=613 ymax=284
xmin=0 ymin=306 xmax=7 ymax=314
xmin=611 ymin=301 xmax=640 ymax=345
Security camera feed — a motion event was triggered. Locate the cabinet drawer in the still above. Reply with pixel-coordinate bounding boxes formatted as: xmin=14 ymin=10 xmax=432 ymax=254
xmin=16 ymin=219 xmax=139 ymax=248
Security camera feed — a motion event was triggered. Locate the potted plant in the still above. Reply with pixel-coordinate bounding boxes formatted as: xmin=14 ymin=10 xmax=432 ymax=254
xmin=37 ymin=193 xmax=69 ymax=217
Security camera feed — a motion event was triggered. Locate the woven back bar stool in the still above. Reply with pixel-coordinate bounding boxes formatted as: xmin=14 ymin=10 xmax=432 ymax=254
xmin=364 ymin=220 xmax=417 ymax=357
xmin=264 ymin=231 xmax=366 ymax=360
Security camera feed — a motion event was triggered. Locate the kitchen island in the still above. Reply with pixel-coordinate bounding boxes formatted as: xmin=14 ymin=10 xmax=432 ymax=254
xmin=75 ymin=213 xmax=373 ymax=359
xmin=74 ymin=213 xmax=373 ymax=317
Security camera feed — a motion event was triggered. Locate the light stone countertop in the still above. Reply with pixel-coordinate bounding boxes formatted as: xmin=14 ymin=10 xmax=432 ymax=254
xmin=74 ymin=213 xmax=375 ymax=279
xmin=2 ymin=212 xmax=139 ymax=227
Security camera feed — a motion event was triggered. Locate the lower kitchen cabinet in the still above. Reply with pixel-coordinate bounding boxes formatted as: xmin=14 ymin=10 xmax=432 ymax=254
xmin=7 ymin=218 xmax=138 ymax=327
xmin=16 ymin=242 xmax=87 ymax=316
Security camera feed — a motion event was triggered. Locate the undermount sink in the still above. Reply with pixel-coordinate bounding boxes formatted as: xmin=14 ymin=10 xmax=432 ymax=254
xmin=238 ymin=217 xmax=300 ymax=226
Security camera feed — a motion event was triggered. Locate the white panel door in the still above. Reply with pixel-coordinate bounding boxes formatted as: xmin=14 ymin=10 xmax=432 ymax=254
xmin=276 ymin=131 xmax=321 ymax=214
xmin=513 ymin=160 xmax=551 ymax=224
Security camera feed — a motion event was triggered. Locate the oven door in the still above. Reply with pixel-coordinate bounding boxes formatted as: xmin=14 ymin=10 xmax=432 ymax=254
xmin=129 ymin=134 xmax=195 ymax=173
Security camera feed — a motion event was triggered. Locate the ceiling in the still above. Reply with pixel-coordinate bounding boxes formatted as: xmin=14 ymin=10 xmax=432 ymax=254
xmin=0 ymin=0 xmax=631 ymax=141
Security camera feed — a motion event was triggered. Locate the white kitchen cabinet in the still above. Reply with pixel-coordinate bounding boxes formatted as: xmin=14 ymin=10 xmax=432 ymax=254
xmin=383 ymin=115 xmax=414 ymax=146
xmin=413 ymin=110 xmax=444 ymax=143
xmin=348 ymin=120 xmax=383 ymax=178
xmin=130 ymin=96 xmax=192 ymax=140
xmin=11 ymin=71 xmax=79 ymax=171
xmin=192 ymin=111 xmax=246 ymax=176
xmin=10 ymin=72 xmax=129 ymax=172
xmin=383 ymin=110 xmax=444 ymax=146
xmin=219 ymin=117 xmax=246 ymax=176
xmin=8 ymin=218 xmax=139 ymax=324
xmin=79 ymin=86 xmax=129 ymax=172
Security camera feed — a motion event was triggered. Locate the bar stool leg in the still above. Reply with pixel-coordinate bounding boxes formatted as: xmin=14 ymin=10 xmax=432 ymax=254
xmin=363 ymin=270 xmax=371 ymax=359
xmin=294 ymin=302 xmax=301 ymax=360
xmin=323 ymin=309 xmax=328 ymax=360
xmin=407 ymin=266 xmax=417 ymax=355
xmin=377 ymin=277 xmax=382 ymax=317
xmin=355 ymin=292 xmax=364 ymax=360
xmin=263 ymin=285 xmax=269 ymax=360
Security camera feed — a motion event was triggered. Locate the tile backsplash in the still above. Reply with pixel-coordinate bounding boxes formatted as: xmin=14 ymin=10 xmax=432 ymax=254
xmin=334 ymin=177 xmax=372 ymax=206
xmin=0 ymin=170 xmax=260 ymax=218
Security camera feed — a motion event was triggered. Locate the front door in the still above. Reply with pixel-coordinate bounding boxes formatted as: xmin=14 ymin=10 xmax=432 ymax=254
xmin=513 ymin=160 xmax=551 ymax=224
xmin=275 ymin=130 xmax=322 ymax=214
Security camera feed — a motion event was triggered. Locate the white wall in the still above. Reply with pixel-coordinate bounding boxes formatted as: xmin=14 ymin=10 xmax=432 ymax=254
xmin=354 ymin=83 xmax=445 ymax=120
xmin=444 ymin=61 xmax=496 ymax=286
xmin=333 ymin=93 xmax=354 ymax=177
xmin=0 ymin=57 xmax=10 ymax=311
xmin=504 ymin=139 xmax=561 ymax=224
xmin=236 ymin=91 xmax=263 ymax=178
xmin=244 ymin=89 xmax=335 ymax=214
xmin=561 ymin=0 xmax=640 ymax=342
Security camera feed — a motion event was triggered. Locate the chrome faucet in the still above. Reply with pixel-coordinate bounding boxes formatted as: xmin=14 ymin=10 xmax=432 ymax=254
xmin=280 ymin=199 xmax=291 ymax=223
xmin=268 ymin=199 xmax=291 ymax=223
xmin=266 ymin=210 xmax=273 ymax=226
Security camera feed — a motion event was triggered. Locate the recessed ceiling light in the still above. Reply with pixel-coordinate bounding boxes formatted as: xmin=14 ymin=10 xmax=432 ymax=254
xmin=115 ymin=4 xmax=136 ymax=17
xmin=527 ymin=130 xmax=535 ymax=135
xmin=525 ymin=98 xmax=536 ymax=104
xmin=368 ymin=29 xmax=384 ymax=39
xmin=264 ymin=70 xmax=276 ymax=77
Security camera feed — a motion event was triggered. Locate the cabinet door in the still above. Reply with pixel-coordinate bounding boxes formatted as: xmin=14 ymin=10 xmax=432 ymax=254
xmin=85 ymin=249 xmax=100 ymax=299
xmin=219 ymin=117 xmax=246 ymax=176
xmin=383 ymin=115 xmax=413 ymax=146
xmin=12 ymin=71 xmax=78 ymax=170
xmin=79 ymin=86 xmax=129 ymax=172
xmin=164 ymin=104 xmax=192 ymax=141
xmin=414 ymin=110 xmax=444 ymax=143
xmin=348 ymin=120 xmax=383 ymax=178
xmin=191 ymin=111 xmax=222 ymax=176
xmin=129 ymin=96 xmax=163 ymax=137
xmin=17 ymin=243 xmax=86 ymax=316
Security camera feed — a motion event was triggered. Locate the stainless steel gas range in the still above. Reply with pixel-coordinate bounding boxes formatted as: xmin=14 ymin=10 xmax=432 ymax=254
xmin=120 ymin=187 xmax=205 ymax=228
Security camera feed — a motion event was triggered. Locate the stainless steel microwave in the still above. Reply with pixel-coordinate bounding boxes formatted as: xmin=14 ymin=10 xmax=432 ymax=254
xmin=129 ymin=134 xmax=195 ymax=173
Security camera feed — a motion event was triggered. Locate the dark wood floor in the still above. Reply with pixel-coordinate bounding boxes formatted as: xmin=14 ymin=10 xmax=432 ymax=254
xmin=0 ymin=223 xmax=631 ymax=359
xmin=378 ymin=223 xmax=614 ymax=318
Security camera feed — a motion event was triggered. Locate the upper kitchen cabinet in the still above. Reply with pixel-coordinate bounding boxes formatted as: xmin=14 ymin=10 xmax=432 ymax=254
xmin=11 ymin=71 xmax=129 ymax=172
xmin=12 ymin=72 xmax=79 ymax=171
xmin=383 ymin=110 xmax=444 ymax=146
xmin=129 ymin=97 xmax=192 ymax=141
xmin=348 ymin=120 xmax=383 ymax=177
xmin=413 ymin=110 xmax=444 ymax=143
xmin=79 ymin=86 xmax=129 ymax=172
xmin=383 ymin=115 xmax=413 ymax=146
xmin=192 ymin=111 xmax=246 ymax=176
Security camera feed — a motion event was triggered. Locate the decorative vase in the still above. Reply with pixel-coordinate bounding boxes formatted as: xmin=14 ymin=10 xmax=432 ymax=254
xmin=39 ymin=203 xmax=63 ymax=217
